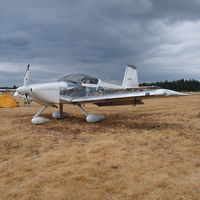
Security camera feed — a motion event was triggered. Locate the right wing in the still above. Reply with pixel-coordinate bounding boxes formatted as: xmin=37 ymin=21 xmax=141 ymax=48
xmin=60 ymin=89 xmax=188 ymax=106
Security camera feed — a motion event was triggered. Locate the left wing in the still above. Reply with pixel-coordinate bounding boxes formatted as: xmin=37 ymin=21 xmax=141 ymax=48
xmin=60 ymin=89 xmax=188 ymax=106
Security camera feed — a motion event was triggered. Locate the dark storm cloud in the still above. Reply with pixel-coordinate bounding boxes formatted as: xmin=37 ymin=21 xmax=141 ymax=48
xmin=150 ymin=0 xmax=200 ymax=21
xmin=0 ymin=0 xmax=200 ymax=86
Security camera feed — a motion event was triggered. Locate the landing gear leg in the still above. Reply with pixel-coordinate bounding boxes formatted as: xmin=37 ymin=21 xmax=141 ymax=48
xmin=59 ymin=103 xmax=63 ymax=116
xmin=75 ymin=104 xmax=105 ymax=123
xmin=75 ymin=104 xmax=88 ymax=116
xmin=32 ymin=105 xmax=49 ymax=124
xmin=52 ymin=103 xmax=69 ymax=119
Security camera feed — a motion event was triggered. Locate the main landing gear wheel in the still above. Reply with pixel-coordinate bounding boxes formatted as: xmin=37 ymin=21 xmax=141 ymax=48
xmin=52 ymin=103 xmax=69 ymax=119
xmin=75 ymin=104 xmax=105 ymax=122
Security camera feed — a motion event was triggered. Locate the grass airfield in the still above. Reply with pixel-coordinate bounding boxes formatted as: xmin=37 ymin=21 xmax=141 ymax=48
xmin=0 ymin=95 xmax=200 ymax=200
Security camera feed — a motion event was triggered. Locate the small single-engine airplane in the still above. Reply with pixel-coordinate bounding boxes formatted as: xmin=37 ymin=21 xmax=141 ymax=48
xmin=16 ymin=65 xmax=187 ymax=124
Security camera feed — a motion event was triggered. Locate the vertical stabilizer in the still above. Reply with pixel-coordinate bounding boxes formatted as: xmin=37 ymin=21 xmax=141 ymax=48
xmin=24 ymin=65 xmax=30 ymax=87
xmin=122 ymin=64 xmax=139 ymax=89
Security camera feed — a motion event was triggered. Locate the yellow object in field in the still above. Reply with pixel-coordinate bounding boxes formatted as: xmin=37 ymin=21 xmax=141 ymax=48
xmin=0 ymin=94 xmax=18 ymax=108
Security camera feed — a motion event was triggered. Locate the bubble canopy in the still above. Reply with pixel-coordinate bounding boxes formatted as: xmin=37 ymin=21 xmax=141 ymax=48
xmin=58 ymin=73 xmax=99 ymax=84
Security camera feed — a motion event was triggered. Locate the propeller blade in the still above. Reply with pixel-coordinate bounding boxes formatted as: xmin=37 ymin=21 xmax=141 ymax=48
xmin=25 ymin=93 xmax=28 ymax=101
xmin=14 ymin=91 xmax=19 ymax=97
xmin=24 ymin=64 xmax=30 ymax=87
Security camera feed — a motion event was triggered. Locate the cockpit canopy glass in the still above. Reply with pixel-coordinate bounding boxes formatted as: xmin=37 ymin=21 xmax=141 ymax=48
xmin=58 ymin=73 xmax=99 ymax=84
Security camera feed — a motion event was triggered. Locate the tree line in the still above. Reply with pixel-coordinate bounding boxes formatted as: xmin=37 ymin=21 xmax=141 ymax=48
xmin=140 ymin=79 xmax=200 ymax=92
xmin=0 ymin=85 xmax=17 ymax=89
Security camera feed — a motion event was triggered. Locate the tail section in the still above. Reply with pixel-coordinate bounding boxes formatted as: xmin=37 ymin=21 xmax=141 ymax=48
xmin=122 ymin=64 xmax=139 ymax=89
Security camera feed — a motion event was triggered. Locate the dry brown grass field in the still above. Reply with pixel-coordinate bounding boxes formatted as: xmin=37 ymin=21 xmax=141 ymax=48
xmin=0 ymin=95 xmax=200 ymax=200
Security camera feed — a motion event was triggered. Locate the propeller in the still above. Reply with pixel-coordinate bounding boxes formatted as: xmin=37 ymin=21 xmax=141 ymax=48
xmin=25 ymin=93 xmax=29 ymax=102
xmin=24 ymin=64 xmax=30 ymax=87
xmin=24 ymin=65 xmax=30 ymax=102
xmin=16 ymin=65 xmax=30 ymax=101
xmin=14 ymin=91 xmax=19 ymax=97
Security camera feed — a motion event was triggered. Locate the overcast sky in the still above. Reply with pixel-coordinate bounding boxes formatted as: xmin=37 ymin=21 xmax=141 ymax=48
xmin=0 ymin=0 xmax=200 ymax=86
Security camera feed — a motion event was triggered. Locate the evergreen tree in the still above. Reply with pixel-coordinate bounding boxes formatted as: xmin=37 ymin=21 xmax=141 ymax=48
xmin=140 ymin=79 xmax=200 ymax=92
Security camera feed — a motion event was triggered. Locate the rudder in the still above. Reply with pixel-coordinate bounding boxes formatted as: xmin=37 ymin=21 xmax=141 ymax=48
xmin=122 ymin=64 xmax=139 ymax=89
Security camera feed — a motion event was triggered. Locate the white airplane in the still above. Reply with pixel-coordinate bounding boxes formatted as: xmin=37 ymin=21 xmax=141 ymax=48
xmin=16 ymin=65 xmax=187 ymax=124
